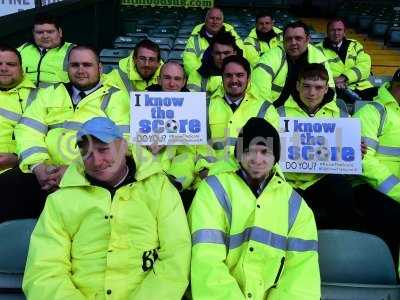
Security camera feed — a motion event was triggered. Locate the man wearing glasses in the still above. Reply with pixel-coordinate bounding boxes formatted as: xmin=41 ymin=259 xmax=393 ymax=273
xmin=105 ymin=39 xmax=163 ymax=92
xmin=18 ymin=13 xmax=74 ymax=87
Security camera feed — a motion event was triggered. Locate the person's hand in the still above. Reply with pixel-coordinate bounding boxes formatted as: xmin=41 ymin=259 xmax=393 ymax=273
xmin=33 ymin=164 xmax=67 ymax=192
xmin=147 ymin=144 xmax=165 ymax=155
xmin=361 ymin=141 xmax=368 ymax=160
xmin=335 ymin=76 xmax=347 ymax=89
xmin=0 ymin=153 xmax=18 ymax=169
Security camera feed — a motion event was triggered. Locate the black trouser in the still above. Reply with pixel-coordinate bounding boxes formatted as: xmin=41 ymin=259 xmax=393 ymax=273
xmin=336 ymin=86 xmax=378 ymax=103
xmin=0 ymin=167 xmax=47 ymax=223
xmin=296 ymin=174 xmax=361 ymax=230
xmin=354 ymin=184 xmax=400 ymax=265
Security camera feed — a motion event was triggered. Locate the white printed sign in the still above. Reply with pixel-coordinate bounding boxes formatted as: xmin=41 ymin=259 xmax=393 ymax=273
xmin=0 ymin=0 xmax=65 ymax=17
xmin=130 ymin=92 xmax=207 ymax=145
xmin=279 ymin=118 xmax=362 ymax=174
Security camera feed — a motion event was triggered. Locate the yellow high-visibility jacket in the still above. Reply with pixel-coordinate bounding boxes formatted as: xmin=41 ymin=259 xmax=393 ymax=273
xmin=244 ymin=27 xmax=283 ymax=66
xmin=186 ymin=71 xmax=222 ymax=99
xmin=354 ymin=83 xmax=400 ymax=202
xmin=18 ymin=42 xmax=74 ymax=85
xmin=276 ymin=94 xmax=349 ymax=189
xmin=251 ymin=44 xmax=335 ymax=103
xmin=15 ymin=82 xmax=130 ymax=172
xmin=195 ymin=86 xmax=280 ymax=174
xmin=316 ymin=38 xmax=373 ymax=91
xmin=183 ymin=23 xmax=244 ymax=75
xmin=189 ymin=160 xmax=320 ymax=300
xmin=23 ymin=150 xmax=191 ymax=299
xmin=102 ymin=54 xmax=162 ymax=93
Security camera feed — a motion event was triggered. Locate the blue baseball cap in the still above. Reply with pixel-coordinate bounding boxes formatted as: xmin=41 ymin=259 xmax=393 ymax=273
xmin=76 ymin=117 xmax=123 ymax=144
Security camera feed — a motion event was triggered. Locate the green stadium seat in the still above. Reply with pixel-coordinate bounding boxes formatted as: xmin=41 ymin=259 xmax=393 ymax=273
xmin=113 ymin=36 xmax=142 ymax=49
xmin=168 ymin=50 xmax=183 ymax=62
xmin=0 ymin=219 xmax=37 ymax=300
xmin=370 ymin=19 xmax=390 ymax=38
xmin=100 ymin=48 xmax=130 ymax=64
xmin=148 ymin=37 xmax=173 ymax=50
xmin=318 ymin=230 xmax=400 ymax=300
xmin=173 ymin=38 xmax=187 ymax=50
xmin=102 ymin=64 xmax=118 ymax=75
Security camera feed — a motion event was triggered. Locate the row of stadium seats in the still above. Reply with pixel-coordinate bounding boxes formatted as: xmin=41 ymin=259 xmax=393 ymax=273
xmin=0 ymin=219 xmax=398 ymax=300
xmin=337 ymin=0 xmax=400 ymax=46
xmin=100 ymin=7 xmax=331 ymax=74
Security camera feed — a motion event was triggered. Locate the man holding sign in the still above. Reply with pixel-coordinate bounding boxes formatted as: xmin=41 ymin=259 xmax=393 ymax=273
xmin=276 ymin=63 xmax=359 ymax=229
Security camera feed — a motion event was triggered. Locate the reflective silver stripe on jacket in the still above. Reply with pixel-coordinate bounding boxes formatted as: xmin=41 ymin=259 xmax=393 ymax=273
xmin=256 ymin=101 xmax=271 ymax=118
xmin=288 ymin=190 xmax=302 ymax=233
xmin=118 ymin=68 xmax=135 ymax=93
xmin=193 ymin=35 xmax=202 ymax=56
xmin=354 ymin=101 xmax=386 ymax=137
xmin=362 ymin=136 xmax=379 ymax=150
xmin=118 ymin=125 xmax=130 ymax=134
xmin=101 ymin=87 xmax=119 ymax=111
xmin=193 ymin=226 xmax=317 ymax=252
xmin=48 ymin=121 xmax=83 ymax=130
xmin=205 ymin=175 xmax=232 ymax=225
xmin=19 ymin=117 xmax=48 ymax=134
xmin=19 ymin=146 xmax=48 ymax=161
xmin=350 ymin=67 xmax=362 ymax=81
xmin=276 ymin=106 xmax=286 ymax=117
xmin=25 ymin=88 xmax=40 ymax=108
xmin=377 ymin=175 xmax=400 ymax=195
xmin=192 ymin=229 xmax=227 ymax=245
xmin=254 ymin=63 xmax=275 ymax=78
xmin=63 ymin=43 xmax=75 ymax=71
xmin=0 ymin=108 xmax=22 ymax=122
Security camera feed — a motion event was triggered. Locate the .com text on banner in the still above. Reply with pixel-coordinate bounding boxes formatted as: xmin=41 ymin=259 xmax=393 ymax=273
xmin=279 ymin=117 xmax=362 ymax=175
xmin=121 ymin=0 xmax=213 ymax=8
xmin=130 ymin=92 xmax=207 ymax=145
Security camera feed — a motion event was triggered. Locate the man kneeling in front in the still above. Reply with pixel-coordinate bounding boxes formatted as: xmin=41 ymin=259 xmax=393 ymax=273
xmin=23 ymin=117 xmax=191 ymax=299
xmin=189 ymin=117 xmax=320 ymax=299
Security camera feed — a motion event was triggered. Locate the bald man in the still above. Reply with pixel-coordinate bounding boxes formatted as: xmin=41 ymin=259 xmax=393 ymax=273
xmin=147 ymin=62 xmax=188 ymax=92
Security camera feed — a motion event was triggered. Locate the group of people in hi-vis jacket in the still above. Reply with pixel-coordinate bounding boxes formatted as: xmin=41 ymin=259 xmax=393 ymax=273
xmin=1 ymin=6 xmax=400 ymax=300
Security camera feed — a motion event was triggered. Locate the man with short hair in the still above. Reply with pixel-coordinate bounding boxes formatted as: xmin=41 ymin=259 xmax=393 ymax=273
xmin=316 ymin=18 xmax=377 ymax=101
xmin=252 ymin=21 xmax=334 ymax=107
xmin=105 ymin=39 xmax=162 ymax=93
xmin=147 ymin=61 xmax=188 ymax=92
xmin=354 ymin=69 xmax=400 ymax=259
xmin=0 ymin=45 xmax=130 ymax=222
xmin=195 ymin=55 xmax=279 ymax=179
xmin=276 ymin=63 xmax=357 ymax=229
xmin=23 ymin=117 xmax=191 ymax=299
xmin=18 ymin=13 xmax=74 ymax=86
xmin=0 ymin=44 xmax=44 ymax=222
xmin=183 ymin=7 xmax=244 ymax=75
xmin=189 ymin=117 xmax=320 ymax=300
xmin=187 ymin=31 xmax=241 ymax=98
xmin=145 ymin=62 xmax=195 ymax=193
xmin=244 ymin=12 xmax=283 ymax=66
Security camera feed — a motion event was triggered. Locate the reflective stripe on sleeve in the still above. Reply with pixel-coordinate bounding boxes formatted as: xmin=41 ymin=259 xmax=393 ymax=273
xmin=19 ymin=117 xmax=48 ymax=134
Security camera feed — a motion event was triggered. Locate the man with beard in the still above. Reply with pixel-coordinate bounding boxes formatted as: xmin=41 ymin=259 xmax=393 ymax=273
xmin=0 ymin=45 xmax=129 ymax=222
xmin=187 ymin=31 xmax=241 ymax=98
xmin=244 ymin=12 xmax=283 ymax=66
xmin=105 ymin=39 xmax=162 ymax=92
xmin=195 ymin=55 xmax=279 ymax=180
xmin=252 ymin=21 xmax=334 ymax=107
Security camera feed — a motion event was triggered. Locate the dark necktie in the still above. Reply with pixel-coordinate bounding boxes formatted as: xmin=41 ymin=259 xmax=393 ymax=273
xmin=40 ymin=48 xmax=47 ymax=56
xmin=229 ymin=102 xmax=238 ymax=113
xmin=78 ymin=91 xmax=86 ymax=100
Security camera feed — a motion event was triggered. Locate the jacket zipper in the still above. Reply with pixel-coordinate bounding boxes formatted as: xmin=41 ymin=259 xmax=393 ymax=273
xmin=36 ymin=50 xmax=47 ymax=84
xmin=273 ymin=257 xmax=285 ymax=286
